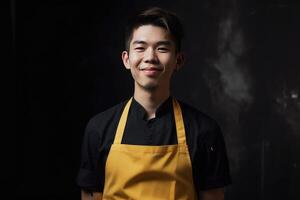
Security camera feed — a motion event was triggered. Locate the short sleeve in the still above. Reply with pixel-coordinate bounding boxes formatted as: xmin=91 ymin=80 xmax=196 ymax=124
xmin=197 ymin=121 xmax=232 ymax=190
xmin=76 ymin=119 xmax=102 ymax=192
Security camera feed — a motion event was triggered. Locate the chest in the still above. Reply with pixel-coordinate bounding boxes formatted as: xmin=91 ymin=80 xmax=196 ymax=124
xmin=121 ymin=112 xmax=178 ymax=145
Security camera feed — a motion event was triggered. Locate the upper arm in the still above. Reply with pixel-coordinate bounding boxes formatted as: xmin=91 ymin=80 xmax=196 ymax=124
xmin=76 ymin=118 xmax=102 ymax=192
xmin=198 ymin=120 xmax=232 ymax=190
xmin=200 ymin=188 xmax=224 ymax=200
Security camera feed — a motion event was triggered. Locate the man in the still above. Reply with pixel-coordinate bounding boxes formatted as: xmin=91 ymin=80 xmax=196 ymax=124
xmin=77 ymin=7 xmax=231 ymax=200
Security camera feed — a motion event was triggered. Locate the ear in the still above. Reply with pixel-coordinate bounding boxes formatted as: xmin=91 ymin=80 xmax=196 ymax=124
xmin=122 ymin=51 xmax=131 ymax=70
xmin=175 ymin=52 xmax=185 ymax=71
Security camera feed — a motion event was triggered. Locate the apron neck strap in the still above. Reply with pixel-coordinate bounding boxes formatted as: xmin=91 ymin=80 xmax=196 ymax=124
xmin=172 ymin=98 xmax=186 ymax=144
xmin=114 ymin=97 xmax=186 ymax=145
xmin=114 ymin=98 xmax=133 ymax=144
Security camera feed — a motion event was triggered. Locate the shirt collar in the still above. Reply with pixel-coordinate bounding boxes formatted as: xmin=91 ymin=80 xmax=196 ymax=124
xmin=131 ymin=96 xmax=173 ymax=120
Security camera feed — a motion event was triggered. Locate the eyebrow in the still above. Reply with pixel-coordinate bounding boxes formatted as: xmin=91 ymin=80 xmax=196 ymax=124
xmin=132 ymin=40 xmax=172 ymax=46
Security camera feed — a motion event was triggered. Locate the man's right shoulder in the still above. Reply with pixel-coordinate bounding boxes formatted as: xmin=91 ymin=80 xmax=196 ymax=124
xmin=85 ymin=100 xmax=128 ymax=132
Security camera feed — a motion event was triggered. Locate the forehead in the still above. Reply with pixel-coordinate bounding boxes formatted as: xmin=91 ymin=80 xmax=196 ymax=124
xmin=130 ymin=25 xmax=173 ymax=45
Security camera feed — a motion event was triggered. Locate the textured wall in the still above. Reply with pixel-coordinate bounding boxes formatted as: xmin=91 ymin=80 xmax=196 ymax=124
xmin=16 ymin=0 xmax=300 ymax=199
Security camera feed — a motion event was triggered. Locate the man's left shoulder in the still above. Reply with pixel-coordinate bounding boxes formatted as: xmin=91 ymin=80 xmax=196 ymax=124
xmin=176 ymin=99 xmax=221 ymax=133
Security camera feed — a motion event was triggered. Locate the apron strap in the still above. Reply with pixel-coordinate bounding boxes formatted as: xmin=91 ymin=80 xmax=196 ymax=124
xmin=114 ymin=97 xmax=187 ymax=145
xmin=114 ymin=98 xmax=133 ymax=144
xmin=172 ymin=98 xmax=186 ymax=145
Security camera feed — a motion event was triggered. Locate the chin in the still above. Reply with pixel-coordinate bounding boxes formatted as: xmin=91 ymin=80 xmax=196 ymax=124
xmin=140 ymin=82 xmax=159 ymax=91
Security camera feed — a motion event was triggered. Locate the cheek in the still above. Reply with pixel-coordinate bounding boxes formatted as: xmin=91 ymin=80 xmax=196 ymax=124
xmin=129 ymin=53 xmax=142 ymax=65
xmin=163 ymin=56 xmax=177 ymax=71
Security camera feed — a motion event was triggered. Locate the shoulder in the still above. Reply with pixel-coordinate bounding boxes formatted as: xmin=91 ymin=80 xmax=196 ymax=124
xmin=85 ymin=100 xmax=128 ymax=136
xmin=177 ymin=99 xmax=220 ymax=129
xmin=177 ymin=99 xmax=222 ymax=140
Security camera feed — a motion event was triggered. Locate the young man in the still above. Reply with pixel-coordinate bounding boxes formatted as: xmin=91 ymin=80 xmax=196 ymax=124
xmin=77 ymin=7 xmax=231 ymax=200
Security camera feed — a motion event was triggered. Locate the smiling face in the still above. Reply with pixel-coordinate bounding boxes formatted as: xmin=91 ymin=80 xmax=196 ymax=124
xmin=122 ymin=25 xmax=184 ymax=92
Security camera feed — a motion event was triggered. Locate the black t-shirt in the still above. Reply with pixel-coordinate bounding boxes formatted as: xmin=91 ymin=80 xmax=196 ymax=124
xmin=76 ymin=96 xmax=231 ymax=196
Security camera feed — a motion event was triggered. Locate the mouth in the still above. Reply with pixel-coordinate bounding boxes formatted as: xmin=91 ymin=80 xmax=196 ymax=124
xmin=140 ymin=65 xmax=163 ymax=71
xmin=140 ymin=66 xmax=163 ymax=76
xmin=140 ymin=66 xmax=163 ymax=71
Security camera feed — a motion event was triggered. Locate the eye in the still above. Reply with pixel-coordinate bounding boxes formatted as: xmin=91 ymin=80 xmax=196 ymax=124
xmin=134 ymin=47 xmax=145 ymax=52
xmin=157 ymin=47 xmax=169 ymax=53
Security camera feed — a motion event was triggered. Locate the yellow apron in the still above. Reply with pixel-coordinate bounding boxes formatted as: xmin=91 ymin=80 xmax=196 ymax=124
xmin=102 ymin=98 xmax=197 ymax=200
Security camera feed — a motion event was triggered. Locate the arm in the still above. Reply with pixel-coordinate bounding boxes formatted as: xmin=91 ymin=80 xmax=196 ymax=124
xmin=78 ymin=117 xmax=104 ymax=200
xmin=198 ymin=121 xmax=231 ymax=200
xmin=81 ymin=190 xmax=103 ymax=200
xmin=200 ymin=188 xmax=224 ymax=200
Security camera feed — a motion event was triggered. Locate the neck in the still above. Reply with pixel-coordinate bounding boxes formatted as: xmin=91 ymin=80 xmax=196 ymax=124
xmin=133 ymin=83 xmax=170 ymax=120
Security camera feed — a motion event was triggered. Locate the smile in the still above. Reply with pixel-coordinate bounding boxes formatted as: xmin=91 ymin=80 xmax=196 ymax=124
xmin=140 ymin=67 xmax=163 ymax=76
xmin=140 ymin=66 xmax=163 ymax=71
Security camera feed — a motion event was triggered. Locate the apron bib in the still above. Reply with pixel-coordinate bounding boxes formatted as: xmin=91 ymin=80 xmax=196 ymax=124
xmin=102 ymin=98 xmax=197 ymax=200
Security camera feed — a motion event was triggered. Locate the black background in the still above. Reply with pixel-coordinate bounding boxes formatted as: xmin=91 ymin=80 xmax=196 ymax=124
xmin=15 ymin=0 xmax=300 ymax=199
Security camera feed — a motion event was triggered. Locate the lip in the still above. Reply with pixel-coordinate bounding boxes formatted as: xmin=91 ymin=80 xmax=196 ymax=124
xmin=140 ymin=67 xmax=162 ymax=76
xmin=140 ymin=67 xmax=163 ymax=71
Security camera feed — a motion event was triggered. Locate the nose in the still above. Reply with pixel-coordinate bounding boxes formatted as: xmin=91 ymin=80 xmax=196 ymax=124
xmin=144 ymin=48 xmax=158 ymax=64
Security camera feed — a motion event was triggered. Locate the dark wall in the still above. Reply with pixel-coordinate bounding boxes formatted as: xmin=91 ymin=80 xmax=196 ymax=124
xmin=16 ymin=0 xmax=300 ymax=199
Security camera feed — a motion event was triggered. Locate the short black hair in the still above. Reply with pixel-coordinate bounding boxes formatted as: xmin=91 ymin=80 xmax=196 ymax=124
xmin=124 ymin=7 xmax=184 ymax=53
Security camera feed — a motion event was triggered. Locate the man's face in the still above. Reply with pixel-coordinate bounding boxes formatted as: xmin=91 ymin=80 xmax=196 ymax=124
xmin=122 ymin=25 xmax=183 ymax=91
